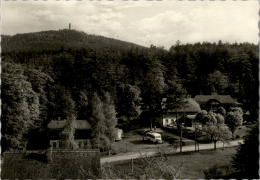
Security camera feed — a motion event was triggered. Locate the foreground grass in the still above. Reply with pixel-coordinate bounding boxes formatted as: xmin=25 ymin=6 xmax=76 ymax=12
xmin=104 ymin=147 xmax=237 ymax=179
xmin=2 ymin=151 xmax=101 ymax=179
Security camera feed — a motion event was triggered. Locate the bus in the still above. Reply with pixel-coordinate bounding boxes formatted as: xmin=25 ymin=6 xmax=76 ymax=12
xmin=144 ymin=132 xmax=163 ymax=144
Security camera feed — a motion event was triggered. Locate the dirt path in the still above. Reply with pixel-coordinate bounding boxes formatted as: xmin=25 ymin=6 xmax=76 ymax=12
xmin=101 ymin=139 xmax=243 ymax=164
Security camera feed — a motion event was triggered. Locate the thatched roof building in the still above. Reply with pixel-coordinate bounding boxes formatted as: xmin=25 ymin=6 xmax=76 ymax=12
xmin=162 ymin=98 xmax=201 ymax=113
xmin=194 ymin=95 xmax=239 ymax=105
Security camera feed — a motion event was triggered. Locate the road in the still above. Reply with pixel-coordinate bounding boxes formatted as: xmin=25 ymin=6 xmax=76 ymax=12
xmin=101 ymin=139 xmax=243 ymax=164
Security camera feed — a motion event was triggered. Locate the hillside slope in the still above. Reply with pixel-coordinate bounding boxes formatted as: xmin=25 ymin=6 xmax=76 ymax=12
xmin=1 ymin=29 xmax=145 ymax=53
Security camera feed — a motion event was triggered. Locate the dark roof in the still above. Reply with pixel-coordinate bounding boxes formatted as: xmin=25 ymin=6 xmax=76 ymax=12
xmin=47 ymin=120 xmax=91 ymax=130
xmin=164 ymin=98 xmax=201 ymax=113
xmin=194 ymin=95 xmax=238 ymax=104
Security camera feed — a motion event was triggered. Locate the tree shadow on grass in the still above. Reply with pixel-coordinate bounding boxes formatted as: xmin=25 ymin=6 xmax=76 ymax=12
xmin=131 ymin=140 xmax=156 ymax=145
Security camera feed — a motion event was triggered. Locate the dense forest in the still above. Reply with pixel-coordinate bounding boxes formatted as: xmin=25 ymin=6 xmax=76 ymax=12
xmin=1 ymin=29 xmax=258 ymax=152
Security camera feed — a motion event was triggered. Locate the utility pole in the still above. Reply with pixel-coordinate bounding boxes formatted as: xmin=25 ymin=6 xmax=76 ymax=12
xmin=180 ymin=123 xmax=183 ymax=153
xmin=131 ymin=158 xmax=134 ymax=174
xmin=180 ymin=111 xmax=186 ymax=153
xmin=69 ymin=23 xmax=71 ymax=30
xmin=195 ymin=123 xmax=197 ymax=152
xmin=194 ymin=119 xmax=197 ymax=152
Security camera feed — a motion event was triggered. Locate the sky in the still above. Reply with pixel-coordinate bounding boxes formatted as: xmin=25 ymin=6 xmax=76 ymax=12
xmin=1 ymin=0 xmax=259 ymax=49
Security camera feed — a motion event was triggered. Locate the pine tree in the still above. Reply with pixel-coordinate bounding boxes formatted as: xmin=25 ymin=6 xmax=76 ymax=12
xmin=61 ymin=93 xmax=78 ymax=149
xmin=103 ymin=92 xmax=118 ymax=142
xmin=90 ymin=93 xmax=107 ymax=150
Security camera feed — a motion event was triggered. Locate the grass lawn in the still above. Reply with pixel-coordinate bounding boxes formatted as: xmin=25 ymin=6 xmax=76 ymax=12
xmin=110 ymin=129 xmax=171 ymax=154
xmin=110 ymin=128 xmax=196 ymax=156
xmin=106 ymin=147 xmax=237 ymax=179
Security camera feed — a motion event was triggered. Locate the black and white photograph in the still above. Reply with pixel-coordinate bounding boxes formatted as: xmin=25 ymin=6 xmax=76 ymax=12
xmin=1 ymin=0 xmax=259 ymax=179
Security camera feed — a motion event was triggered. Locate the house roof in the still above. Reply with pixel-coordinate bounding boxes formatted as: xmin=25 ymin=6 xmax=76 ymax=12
xmin=47 ymin=120 xmax=91 ymax=130
xmin=194 ymin=95 xmax=238 ymax=104
xmin=165 ymin=98 xmax=201 ymax=113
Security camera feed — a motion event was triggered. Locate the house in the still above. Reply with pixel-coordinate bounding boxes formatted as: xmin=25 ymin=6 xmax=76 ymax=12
xmin=160 ymin=98 xmax=201 ymax=127
xmin=47 ymin=119 xmax=92 ymax=149
xmin=194 ymin=94 xmax=241 ymax=112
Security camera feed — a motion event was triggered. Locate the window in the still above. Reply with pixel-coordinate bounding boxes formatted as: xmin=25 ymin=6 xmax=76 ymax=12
xmin=147 ymin=134 xmax=155 ymax=138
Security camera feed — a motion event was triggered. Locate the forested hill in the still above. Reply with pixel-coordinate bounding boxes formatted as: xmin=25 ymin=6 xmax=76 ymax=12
xmin=1 ymin=29 xmax=145 ymax=53
xmin=1 ymin=29 xmax=258 ymax=152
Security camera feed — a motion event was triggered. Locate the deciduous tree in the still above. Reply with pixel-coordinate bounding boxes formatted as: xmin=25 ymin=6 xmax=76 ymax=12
xmin=202 ymin=123 xmax=232 ymax=150
xmin=2 ymin=62 xmax=40 ymax=151
xmin=225 ymin=110 xmax=243 ymax=138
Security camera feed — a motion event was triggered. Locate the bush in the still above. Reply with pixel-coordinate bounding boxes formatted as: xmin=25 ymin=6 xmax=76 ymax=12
xmin=232 ymin=123 xmax=259 ymax=178
xmin=204 ymin=164 xmax=235 ymax=179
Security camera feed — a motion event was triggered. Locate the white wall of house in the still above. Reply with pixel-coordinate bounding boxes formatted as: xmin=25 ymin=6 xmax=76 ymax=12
xmin=162 ymin=117 xmax=176 ymax=127
xmin=161 ymin=112 xmax=199 ymax=127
